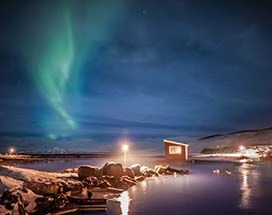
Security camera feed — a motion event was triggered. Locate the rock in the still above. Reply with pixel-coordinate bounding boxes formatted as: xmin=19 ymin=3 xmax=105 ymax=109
xmin=0 ymin=190 xmax=18 ymax=206
xmin=130 ymin=164 xmax=142 ymax=176
xmin=123 ymin=168 xmax=135 ymax=178
xmin=23 ymin=179 xmax=60 ymax=195
xmin=35 ymin=196 xmax=54 ymax=213
xmin=182 ymin=169 xmax=189 ymax=174
xmin=166 ymin=166 xmax=183 ymax=175
xmin=12 ymin=202 xmax=25 ymax=215
xmin=154 ymin=165 xmax=168 ymax=175
xmin=98 ymin=180 xmax=111 ymax=189
xmin=154 ymin=165 xmax=189 ymax=175
xmin=0 ymin=187 xmax=41 ymax=214
xmin=0 ymin=204 xmax=10 ymax=214
xmin=140 ymin=166 xmax=157 ymax=177
xmin=135 ymin=175 xmax=145 ymax=182
xmin=63 ymin=180 xmax=83 ymax=194
xmin=84 ymin=176 xmax=99 ymax=188
xmin=121 ymin=176 xmax=137 ymax=186
xmin=78 ymin=165 xmax=100 ymax=179
xmin=0 ymin=176 xmax=23 ymax=193
xmin=34 ymin=194 xmax=68 ymax=214
xmin=113 ymin=180 xmax=129 ymax=190
xmin=102 ymin=162 xmax=123 ymax=178
xmin=102 ymin=175 xmax=116 ymax=187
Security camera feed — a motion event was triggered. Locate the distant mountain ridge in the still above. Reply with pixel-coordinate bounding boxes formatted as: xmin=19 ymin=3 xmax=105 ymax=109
xmin=189 ymin=127 xmax=272 ymax=153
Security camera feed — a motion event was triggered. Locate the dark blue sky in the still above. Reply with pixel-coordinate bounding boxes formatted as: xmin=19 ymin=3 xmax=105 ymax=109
xmin=0 ymin=0 xmax=271 ymax=153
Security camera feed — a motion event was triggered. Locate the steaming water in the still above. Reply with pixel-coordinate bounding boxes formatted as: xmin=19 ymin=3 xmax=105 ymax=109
xmin=15 ymin=159 xmax=272 ymax=215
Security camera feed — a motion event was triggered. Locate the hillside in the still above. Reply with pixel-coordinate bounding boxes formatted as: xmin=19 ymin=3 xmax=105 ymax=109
xmin=188 ymin=127 xmax=272 ymax=153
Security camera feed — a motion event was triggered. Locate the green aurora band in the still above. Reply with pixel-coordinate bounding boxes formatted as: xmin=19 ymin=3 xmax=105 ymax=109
xmin=21 ymin=0 xmax=127 ymax=138
xmin=34 ymin=7 xmax=76 ymax=129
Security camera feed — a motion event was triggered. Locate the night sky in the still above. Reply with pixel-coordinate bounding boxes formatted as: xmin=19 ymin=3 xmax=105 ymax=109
xmin=0 ymin=0 xmax=271 ymax=153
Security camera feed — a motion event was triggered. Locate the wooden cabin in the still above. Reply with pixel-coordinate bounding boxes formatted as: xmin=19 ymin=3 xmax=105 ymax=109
xmin=164 ymin=139 xmax=189 ymax=161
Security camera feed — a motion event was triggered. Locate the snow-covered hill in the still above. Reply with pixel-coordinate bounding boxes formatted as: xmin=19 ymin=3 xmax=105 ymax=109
xmin=188 ymin=127 xmax=272 ymax=153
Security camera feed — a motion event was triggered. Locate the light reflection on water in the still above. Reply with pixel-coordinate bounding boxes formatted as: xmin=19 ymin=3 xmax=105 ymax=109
xmin=140 ymin=179 xmax=147 ymax=193
xmin=117 ymin=191 xmax=130 ymax=215
xmin=239 ymin=164 xmax=251 ymax=209
xmin=238 ymin=163 xmax=261 ymax=210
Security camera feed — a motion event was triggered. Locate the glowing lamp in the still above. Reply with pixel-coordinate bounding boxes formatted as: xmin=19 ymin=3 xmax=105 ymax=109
xmin=122 ymin=144 xmax=129 ymax=152
xmin=9 ymin=147 xmax=15 ymax=154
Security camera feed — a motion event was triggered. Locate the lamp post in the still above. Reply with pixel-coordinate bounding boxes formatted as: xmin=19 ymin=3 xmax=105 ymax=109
xmin=122 ymin=144 xmax=129 ymax=167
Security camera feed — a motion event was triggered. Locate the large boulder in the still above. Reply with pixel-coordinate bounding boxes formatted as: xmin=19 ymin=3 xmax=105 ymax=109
xmin=130 ymin=164 xmax=142 ymax=176
xmin=123 ymin=168 xmax=135 ymax=178
xmin=102 ymin=162 xmax=123 ymax=178
xmin=78 ymin=165 xmax=100 ymax=179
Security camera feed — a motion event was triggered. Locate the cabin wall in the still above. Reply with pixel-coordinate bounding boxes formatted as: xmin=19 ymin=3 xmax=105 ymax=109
xmin=164 ymin=143 xmax=187 ymax=160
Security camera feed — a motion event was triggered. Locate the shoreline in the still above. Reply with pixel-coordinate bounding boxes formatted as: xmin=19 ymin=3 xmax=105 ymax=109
xmin=0 ymin=161 xmax=188 ymax=214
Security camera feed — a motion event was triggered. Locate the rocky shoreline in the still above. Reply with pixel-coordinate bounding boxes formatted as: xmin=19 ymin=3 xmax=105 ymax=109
xmin=0 ymin=162 xmax=189 ymax=214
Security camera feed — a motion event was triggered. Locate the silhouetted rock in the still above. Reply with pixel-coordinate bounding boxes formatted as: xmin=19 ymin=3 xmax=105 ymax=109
xmin=102 ymin=162 xmax=123 ymax=178
xmin=123 ymin=168 xmax=135 ymax=178
xmin=154 ymin=165 xmax=168 ymax=175
xmin=130 ymin=164 xmax=142 ymax=176
xmin=166 ymin=166 xmax=183 ymax=175
xmin=78 ymin=165 xmax=100 ymax=179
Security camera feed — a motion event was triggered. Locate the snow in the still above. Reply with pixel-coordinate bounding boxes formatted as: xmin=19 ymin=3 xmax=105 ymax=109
xmin=188 ymin=128 xmax=272 ymax=153
xmin=46 ymin=146 xmax=67 ymax=154
xmin=0 ymin=165 xmax=77 ymax=214
xmin=0 ymin=165 xmax=77 ymax=181
xmin=0 ymin=176 xmax=23 ymax=193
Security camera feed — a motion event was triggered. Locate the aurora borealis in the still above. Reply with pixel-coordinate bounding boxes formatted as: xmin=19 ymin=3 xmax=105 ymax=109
xmin=0 ymin=0 xmax=272 ymax=152
xmin=32 ymin=5 xmax=76 ymax=130
xmin=16 ymin=0 xmax=126 ymax=137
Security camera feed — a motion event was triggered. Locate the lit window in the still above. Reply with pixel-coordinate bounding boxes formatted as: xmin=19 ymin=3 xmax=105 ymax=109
xmin=169 ymin=146 xmax=182 ymax=154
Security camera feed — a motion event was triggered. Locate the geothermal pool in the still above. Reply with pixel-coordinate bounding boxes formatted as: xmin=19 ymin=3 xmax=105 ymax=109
xmin=15 ymin=159 xmax=272 ymax=215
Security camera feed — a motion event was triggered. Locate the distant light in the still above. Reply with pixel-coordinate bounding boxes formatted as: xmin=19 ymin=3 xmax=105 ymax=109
xmin=240 ymin=159 xmax=248 ymax=163
xmin=9 ymin=147 xmax=15 ymax=154
xmin=122 ymin=144 xmax=129 ymax=152
xmin=239 ymin=145 xmax=246 ymax=151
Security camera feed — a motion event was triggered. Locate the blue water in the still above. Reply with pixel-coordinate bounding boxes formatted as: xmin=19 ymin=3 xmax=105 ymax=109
xmin=15 ymin=159 xmax=272 ymax=215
